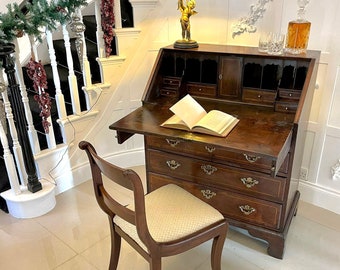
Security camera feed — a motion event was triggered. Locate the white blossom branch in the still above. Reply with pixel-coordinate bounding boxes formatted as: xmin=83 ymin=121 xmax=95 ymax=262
xmin=331 ymin=159 xmax=340 ymax=181
xmin=232 ymin=0 xmax=274 ymax=38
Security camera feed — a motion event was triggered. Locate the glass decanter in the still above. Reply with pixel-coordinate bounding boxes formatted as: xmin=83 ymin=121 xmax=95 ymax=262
xmin=285 ymin=0 xmax=311 ymax=54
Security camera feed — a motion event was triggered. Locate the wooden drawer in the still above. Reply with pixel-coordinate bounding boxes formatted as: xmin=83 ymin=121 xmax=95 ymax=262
xmin=275 ymin=101 xmax=298 ymax=113
xmin=146 ymin=135 xmax=213 ymax=158
xmin=163 ymin=77 xmax=181 ymax=86
xmin=160 ymin=88 xmax=178 ymax=97
xmin=278 ymin=89 xmax=301 ymax=100
xmin=145 ymin=135 xmax=289 ymax=175
xmin=242 ymin=88 xmax=277 ymax=105
xmin=148 ymin=173 xmax=282 ymax=230
xmin=146 ymin=149 xmax=286 ymax=201
xmin=160 ymin=77 xmax=181 ymax=97
xmin=187 ymin=83 xmax=216 ymax=97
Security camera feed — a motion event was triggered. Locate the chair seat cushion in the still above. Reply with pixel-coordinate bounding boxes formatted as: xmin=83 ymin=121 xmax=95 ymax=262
xmin=114 ymin=184 xmax=224 ymax=250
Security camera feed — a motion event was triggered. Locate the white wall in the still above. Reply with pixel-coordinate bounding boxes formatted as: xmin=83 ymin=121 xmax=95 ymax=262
xmin=288 ymin=0 xmax=340 ymax=213
xmin=126 ymin=0 xmax=340 ymax=213
xmin=0 ymin=0 xmax=20 ymax=10
xmin=136 ymin=0 xmax=340 ymax=214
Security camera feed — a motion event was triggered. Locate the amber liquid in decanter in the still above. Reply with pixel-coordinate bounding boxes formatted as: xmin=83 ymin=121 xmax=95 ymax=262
xmin=286 ymin=20 xmax=311 ymax=54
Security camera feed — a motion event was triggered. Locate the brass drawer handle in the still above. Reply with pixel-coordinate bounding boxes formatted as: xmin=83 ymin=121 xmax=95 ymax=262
xmin=243 ymin=153 xmax=261 ymax=163
xmin=240 ymin=177 xmax=259 ymax=188
xmin=239 ymin=205 xmax=256 ymax=215
xmin=205 ymin=146 xmax=216 ymax=153
xmin=166 ymin=160 xmax=181 ymax=170
xmin=201 ymin=189 xmax=216 ymax=199
xmin=201 ymin=164 xmax=217 ymax=175
xmin=165 ymin=138 xmax=181 ymax=147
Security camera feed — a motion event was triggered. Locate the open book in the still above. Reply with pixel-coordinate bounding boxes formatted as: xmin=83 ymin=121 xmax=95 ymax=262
xmin=161 ymin=94 xmax=239 ymax=137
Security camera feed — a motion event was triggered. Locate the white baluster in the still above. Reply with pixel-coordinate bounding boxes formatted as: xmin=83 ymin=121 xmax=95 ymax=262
xmin=46 ymin=30 xmax=67 ymax=120
xmin=62 ymin=25 xmax=81 ymax=115
xmin=0 ymin=70 xmax=27 ymax=186
xmin=77 ymin=9 xmax=92 ymax=91
xmin=29 ymin=36 xmax=39 ymax=62
xmin=95 ymin=0 xmax=105 ymax=58
xmin=45 ymin=115 xmax=56 ymax=149
xmin=0 ymin=114 xmax=21 ymax=195
xmin=13 ymin=38 xmax=41 ymax=155
xmin=70 ymin=9 xmax=92 ymax=111
xmin=114 ymin=0 xmax=122 ymax=29
xmin=29 ymin=35 xmax=56 ymax=149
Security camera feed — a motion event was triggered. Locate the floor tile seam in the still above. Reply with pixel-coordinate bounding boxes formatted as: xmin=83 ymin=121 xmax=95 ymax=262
xmin=78 ymin=252 xmax=103 ymax=270
xmin=78 ymin=234 xmax=111 ymax=255
xmin=52 ymin=254 xmax=79 ymax=270
xmin=51 ymin=253 xmax=101 ymax=270
xmin=36 ymin=218 xmax=111 ymax=255
xmin=36 ymin=219 xmax=80 ymax=254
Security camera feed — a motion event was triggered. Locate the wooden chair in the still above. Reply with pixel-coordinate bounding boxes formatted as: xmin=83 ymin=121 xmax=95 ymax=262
xmin=79 ymin=141 xmax=228 ymax=270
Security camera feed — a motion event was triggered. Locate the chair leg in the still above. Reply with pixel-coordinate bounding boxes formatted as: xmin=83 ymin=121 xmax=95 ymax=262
xmin=211 ymin=229 xmax=227 ymax=270
xmin=108 ymin=220 xmax=121 ymax=270
xmin=149 ymin=256 xmax=161 ymax=270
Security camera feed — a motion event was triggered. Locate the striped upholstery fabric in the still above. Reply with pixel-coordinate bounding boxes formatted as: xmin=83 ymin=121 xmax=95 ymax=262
xmin=114 ymin=184 xmax=224 ymax=251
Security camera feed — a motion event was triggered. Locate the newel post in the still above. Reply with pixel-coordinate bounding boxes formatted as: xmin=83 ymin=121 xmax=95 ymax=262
xmin=0 ymin=40 xmax=42 ymax=193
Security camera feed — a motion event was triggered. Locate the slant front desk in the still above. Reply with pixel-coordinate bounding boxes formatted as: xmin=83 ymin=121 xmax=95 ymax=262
xmin=109 ymin=44 xmax=320 ymax=258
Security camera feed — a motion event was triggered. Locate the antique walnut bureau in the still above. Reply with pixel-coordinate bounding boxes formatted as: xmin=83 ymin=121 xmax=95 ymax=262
xmin=109 ymin=44 xmax=320 ymax=259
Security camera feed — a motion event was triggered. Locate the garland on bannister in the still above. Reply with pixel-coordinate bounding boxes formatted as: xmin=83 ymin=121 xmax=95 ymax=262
xmin=0 ymin=0 xmax=87 ymax=133
xmin=26 ymin=58 xmax=51 ymax=133
xmin=0 ymin=0 xmax=88 ymax=42
xmin=101 ymin=0 xmax=115 ymax=57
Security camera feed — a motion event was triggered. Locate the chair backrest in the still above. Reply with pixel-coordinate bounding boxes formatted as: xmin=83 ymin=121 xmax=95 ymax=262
xmin=79 ymin=141 xmax=148 ymax=231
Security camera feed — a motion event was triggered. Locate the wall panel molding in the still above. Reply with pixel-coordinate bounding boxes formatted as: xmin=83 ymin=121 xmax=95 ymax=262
xmin=299 ymin=180 xmax=340 ymax=215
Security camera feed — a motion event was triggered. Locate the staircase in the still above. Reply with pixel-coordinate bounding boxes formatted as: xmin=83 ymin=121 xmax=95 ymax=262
xmin=0 ymin=0 xmax=145 ymax=216
xmin=21 ymin=14 xmax=111 ymax=150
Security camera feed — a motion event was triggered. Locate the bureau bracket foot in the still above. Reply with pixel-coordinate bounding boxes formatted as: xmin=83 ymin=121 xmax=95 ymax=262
xmin=229 ymin=191 xmax=300 ymax=259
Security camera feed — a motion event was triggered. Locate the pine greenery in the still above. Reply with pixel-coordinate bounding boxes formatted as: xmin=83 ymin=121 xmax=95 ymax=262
xmin=0 ymin=0 xmax=88 ymax=42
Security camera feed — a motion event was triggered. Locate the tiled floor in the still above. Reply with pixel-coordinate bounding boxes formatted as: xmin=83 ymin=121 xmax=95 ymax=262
xmin=1 ymin=166 xmax=340 ymax=270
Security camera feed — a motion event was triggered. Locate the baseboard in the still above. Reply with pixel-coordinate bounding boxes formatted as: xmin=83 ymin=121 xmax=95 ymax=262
xmin=54 ymin=149 xmax=145 ymax=195
xmin=299 ymin=180 xmax=340 ymax=215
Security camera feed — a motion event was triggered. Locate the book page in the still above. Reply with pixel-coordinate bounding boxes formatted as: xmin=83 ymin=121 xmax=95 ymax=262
xmin=161 ymin=114 xmax=190 ymax=131
xmin=194 ymin=110 xmax=236 ymax=134
xmin=170 ymin=94 xmax=207 ymax=129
